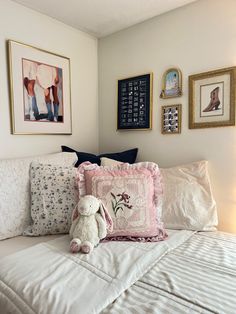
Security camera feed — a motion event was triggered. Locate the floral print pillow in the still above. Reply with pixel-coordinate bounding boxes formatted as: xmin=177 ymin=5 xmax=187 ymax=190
xmin=24 ymin=162 xmax=78 ymax=236
xmin=77 ymin=161 xmax=166 ymax=240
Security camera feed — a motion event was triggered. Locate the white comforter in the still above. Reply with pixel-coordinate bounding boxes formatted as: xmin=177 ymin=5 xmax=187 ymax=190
xmin=103 ymin=231 xmax=236 ymax=314
xmin=0 ymin=230 xmax=193 ymax=314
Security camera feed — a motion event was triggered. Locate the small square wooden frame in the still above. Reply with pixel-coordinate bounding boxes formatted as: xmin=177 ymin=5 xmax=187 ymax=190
xmin=161 ymin=104 xmax=181 ymax=134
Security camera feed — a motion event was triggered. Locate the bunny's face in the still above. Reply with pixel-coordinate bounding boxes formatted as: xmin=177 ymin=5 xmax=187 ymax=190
xmin=78 ymin=195 xmax=100 ymax=216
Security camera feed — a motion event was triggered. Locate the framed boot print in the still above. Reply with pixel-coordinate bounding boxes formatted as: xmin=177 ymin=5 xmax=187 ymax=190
xmin=189 ymin=67 xmax=236 ymax=129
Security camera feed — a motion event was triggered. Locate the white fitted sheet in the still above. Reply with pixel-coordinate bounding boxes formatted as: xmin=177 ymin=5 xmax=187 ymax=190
xmin=0 ymin=235 xmax=62 ymax=258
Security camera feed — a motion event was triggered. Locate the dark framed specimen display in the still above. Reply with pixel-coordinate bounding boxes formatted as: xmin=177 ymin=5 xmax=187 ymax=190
xmin=117 ymin=73 xmax=153 ymax=130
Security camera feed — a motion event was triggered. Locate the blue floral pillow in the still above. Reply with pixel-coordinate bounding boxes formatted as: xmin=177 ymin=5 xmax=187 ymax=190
xmin=24 ymin=162 xmax=78 ymax=236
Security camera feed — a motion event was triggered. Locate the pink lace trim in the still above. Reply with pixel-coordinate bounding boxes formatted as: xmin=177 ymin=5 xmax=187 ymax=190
xmin=76 ymin=161 xmax=99 ymax=199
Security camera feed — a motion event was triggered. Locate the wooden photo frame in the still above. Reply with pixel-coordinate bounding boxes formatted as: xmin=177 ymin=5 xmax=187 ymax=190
xmin=161 ymin=104 xmax=181 ymax=134
xmin=8 ymin=40 xmax=72 ymax=135
xmin=117 ymin=73 xmax=153 ymax=130
xmin=189 ymin=67 xmax=236 ymax=129
xmin=160 ymin=68 xmax=182 ymax=99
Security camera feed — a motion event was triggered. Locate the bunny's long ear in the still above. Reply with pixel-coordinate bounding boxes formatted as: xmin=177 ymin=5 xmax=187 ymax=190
xmin=69 ymin=204 xmax=80 ymax=239
xmin=71 ymin=205 xmax=79 ymax=223
xmin=99 ymin=202 xmax=113 ymax=232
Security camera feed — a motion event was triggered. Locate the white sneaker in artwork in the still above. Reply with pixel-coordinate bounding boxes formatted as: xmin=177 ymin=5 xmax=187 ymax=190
xmin=54 ymin=117 xmax=57 ymax=122
xmin=30 ymin=110 xmax=35 ymax=121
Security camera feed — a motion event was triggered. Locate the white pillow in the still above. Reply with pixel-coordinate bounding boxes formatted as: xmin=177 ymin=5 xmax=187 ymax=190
xmin=0 ymin=152 xmax=77 ymax=240
xmin=161 ymin=160 xmax=218 ymax=231
xmin=24 ymin=162 xmax=78 ymax=236
xmin=100 ymin=157 xmax=122 ymax=166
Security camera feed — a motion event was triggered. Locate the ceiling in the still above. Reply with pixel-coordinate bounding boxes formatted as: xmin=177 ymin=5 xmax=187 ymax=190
xmin=11 ymin=0 xmax=197 ymax=38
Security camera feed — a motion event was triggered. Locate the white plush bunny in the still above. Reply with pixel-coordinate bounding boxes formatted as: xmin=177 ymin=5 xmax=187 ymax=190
xmin=69 ymin=195 xmax=113 ymax=254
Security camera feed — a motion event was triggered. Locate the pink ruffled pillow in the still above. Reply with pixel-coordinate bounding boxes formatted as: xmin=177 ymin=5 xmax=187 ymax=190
xmin=77 ymin=161 xmax=167 ymax=241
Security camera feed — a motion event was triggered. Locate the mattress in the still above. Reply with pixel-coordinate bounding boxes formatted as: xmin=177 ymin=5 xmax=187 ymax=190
xmin=0 ymin=235 xmax=62 ymax=258
xmin=0 ymin=230 xmax=235 ymax=314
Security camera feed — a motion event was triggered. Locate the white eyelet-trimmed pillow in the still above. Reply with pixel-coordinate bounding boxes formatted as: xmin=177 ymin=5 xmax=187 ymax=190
xmin=0 ymin=152 xmax=77 ymax=240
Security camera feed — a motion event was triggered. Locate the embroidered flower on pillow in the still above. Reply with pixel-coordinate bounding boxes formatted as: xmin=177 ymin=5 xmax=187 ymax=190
xmin=111 ymin=192 xmax=133 ymax=216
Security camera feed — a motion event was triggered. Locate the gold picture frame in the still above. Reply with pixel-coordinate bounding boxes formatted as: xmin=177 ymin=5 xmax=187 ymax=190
xmin=8 ymin=40 xmax=72 ymax=135
xmin=160 ymin=68 xmax=182 ymax=99
xmin=189 ymin=67 xmax=236 ymax=129
xmin=161 ymin=104 xmax=181 ymax=134
xmin=117 ymin=73 xmax=153 ymax=130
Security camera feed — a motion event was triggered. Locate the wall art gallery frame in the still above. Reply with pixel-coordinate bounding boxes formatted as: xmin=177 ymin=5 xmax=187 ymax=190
xmin=160 ymin=68 xmax=182 ymax=99
xmin=8 ymin=40 xmax=72 ymax=135
xmin=189 ymin=67 xmax=236 ymax=129
xmin=161 ymin=104 xmax=181 ymax=134
xmin=117 ymin=73 xmax=153 ymax=130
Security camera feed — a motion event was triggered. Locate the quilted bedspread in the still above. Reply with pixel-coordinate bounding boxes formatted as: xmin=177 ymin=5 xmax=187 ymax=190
xmin=0 ymin=230 xmax=235 ymax=314
xmin=0 ymin=230 xmax=192 ymax=314
xmin=102 ymin=231 xmax=236 ymax=314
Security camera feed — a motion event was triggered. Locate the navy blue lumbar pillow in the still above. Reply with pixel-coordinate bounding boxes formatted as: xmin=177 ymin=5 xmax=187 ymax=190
xmin=61 ymin=146 xmax=138 ymax=167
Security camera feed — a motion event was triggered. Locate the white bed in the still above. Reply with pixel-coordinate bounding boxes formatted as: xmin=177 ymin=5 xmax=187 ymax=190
xmin=0 ymin=230 xmax=235 ymax=314
xmin=0 ymin=156 xmax=233 ymax=313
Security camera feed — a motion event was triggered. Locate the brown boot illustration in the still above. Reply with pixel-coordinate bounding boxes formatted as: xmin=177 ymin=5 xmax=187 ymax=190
xmin=203 ymin=87 xmax=220 ymax=112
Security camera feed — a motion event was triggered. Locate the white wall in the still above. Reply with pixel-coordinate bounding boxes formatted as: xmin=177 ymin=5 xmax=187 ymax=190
xmin=98 ymin=0 xmax=236 ymax=233
xmin=0 ymin=0 xmax=98 ymax=159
